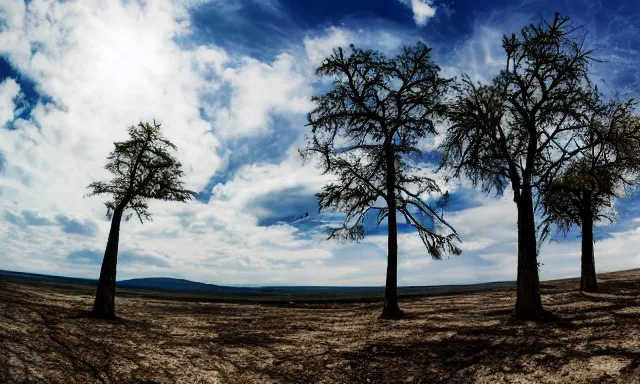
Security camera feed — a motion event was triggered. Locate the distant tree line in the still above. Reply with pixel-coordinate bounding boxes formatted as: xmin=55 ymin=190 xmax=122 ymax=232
xmin=87 ymin=13 xmax=640 ymax=321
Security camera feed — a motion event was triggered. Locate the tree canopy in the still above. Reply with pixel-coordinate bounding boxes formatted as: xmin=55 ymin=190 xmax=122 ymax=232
xmin=303 ymin=42 xmax=460 ymax=258
xmin=539 ymin=100 xmax=640 ymax=292
xmin=441 ymin=14 xmax=600 ymax=199
xmin=87 ymin=121 xmax=196 ymax=222
xmin=541 ymin=100 xmax=640 ymax=237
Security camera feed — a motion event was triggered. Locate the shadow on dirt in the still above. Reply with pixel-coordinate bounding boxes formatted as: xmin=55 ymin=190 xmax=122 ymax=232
xmin=1 ymin=271 xmax=640 ymax=383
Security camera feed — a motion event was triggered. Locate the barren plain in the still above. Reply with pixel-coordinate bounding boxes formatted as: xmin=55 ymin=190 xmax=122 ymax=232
xmin=2 ymin=270 xmax=640 ymax=383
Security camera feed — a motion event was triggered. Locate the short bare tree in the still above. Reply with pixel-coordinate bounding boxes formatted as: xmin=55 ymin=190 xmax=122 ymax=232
xmin=87 ymin=121 xmax=195 ymax=319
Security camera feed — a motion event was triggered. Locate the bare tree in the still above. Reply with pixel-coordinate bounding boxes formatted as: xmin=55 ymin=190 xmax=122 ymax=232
xmin=302 ymin=43 xmax=460 ymax=319
xmin=86 ymin=121 xmax=195 ymax=319
xmin=440 ymin=14 xmax=602 ymax=320
xmin=541 ymin=101 xmax=640 ymax=292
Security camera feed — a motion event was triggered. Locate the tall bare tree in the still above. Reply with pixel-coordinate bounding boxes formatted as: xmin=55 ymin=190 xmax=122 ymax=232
xmin=86 ymin=121 xmax=195 ymax=319
xmin=302 ymin=43 xmax=460 ymax=319
xmin=440 ymin=14 xmax=601 ymax=320
xmin=541 ymin=101 xmax=640 ymax=292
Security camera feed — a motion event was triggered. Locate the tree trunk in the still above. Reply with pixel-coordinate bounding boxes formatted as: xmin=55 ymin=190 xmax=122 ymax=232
xmin=514 ymin=187 xmax=545 ymax=321
xmin=580 ymin=192 xmax=597 ymax=292
xmin=381 ymin=146 xmax=402 ymax=320
xmin=92 ymin=205 xmax=124 ymax=319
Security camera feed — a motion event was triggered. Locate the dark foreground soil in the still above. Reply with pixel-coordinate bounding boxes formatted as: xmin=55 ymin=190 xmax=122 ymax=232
xmin=1 ymin=270 xmax=640 ymax=384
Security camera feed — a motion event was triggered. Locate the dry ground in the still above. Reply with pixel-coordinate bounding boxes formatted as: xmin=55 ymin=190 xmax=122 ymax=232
xmin=1 ymin=270 xmax=640 ymax=384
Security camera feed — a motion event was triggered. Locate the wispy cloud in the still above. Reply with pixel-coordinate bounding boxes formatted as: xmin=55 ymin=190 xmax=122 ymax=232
xmin=67 ymin=249 xmax=170 ymax=268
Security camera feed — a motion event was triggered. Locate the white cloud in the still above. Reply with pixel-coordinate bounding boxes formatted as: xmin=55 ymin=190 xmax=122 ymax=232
xmin=303 ymin=26 xmax=406 ymax=70
xmin=399 ymin=0 xmax=436 ymax=27
xmin=304 ymin=26 xmax=351 ymax=67
xmin=211 ymin=53 xmax=313 ymax=138
xmin=439 ymin=26 xmax=506 ymax=85
xmin=0 ymin=1 xmax=25 ymax=30
xmin=0 ymin=78 xmax=20 ymax=126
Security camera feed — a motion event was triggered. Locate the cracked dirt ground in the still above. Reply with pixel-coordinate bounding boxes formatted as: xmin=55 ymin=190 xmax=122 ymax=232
xmin=1 ymin=270 xmax=640 ymax=383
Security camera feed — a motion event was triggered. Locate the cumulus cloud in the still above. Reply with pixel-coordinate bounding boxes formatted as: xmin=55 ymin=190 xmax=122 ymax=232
xmin=55 ymin=215 xmax=99 ymax=237
xmin=3 ymin=209 xmax=98 ymax=237
xmin=304 ymin=27 xmax=351 ymax=67
xmin=210 ymin=53 xmax=313 ymax=138
xmin=399 ymin=0 xmax=436 ymax=27
xmin=0 ymin=78 xmax=20 ymax=126
xmin=6 ymin=210 xmax=54 ymax=226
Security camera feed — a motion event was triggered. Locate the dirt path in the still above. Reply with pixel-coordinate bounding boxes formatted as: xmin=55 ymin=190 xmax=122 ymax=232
xmin=2 ymin=270 xmax=640 ymax=383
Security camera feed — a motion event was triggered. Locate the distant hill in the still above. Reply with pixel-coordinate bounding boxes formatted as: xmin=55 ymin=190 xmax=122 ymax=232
xmin=117 ymin=277 xmax=386 ymax=297
xmin=0 ymin=270 xmax=95 ymax=285
xmin=0 ymin=270 xmax=516 ymax=301
xmin=117 ymin=277 xmax=261 ymax=295
xmin=118 ymin=277 xmax=219 ymax=290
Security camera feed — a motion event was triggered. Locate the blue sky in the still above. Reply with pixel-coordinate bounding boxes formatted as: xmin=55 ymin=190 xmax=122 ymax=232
xmin=0 ymin=0 xmax=639 ymax=286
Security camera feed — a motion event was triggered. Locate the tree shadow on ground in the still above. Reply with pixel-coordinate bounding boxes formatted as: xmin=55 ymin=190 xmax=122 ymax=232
xmin=3 ymin=272 xmax=640 ymax=383
xmin=332 ymin=277 xmax=640 ymax=384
